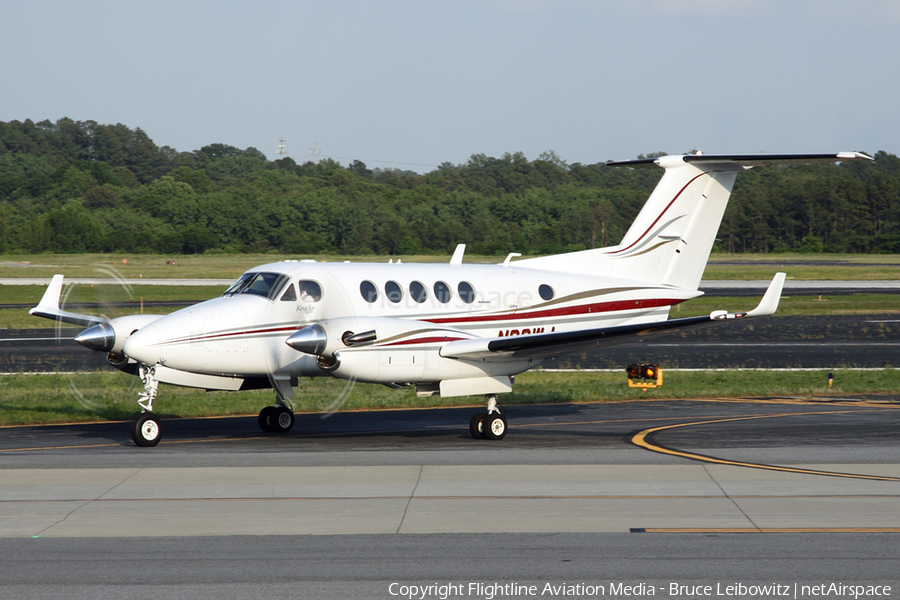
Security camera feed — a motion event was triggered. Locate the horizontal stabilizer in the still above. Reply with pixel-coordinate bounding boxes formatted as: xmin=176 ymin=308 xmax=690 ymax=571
xmin=607 ymin=152 xmax=873 ymax=169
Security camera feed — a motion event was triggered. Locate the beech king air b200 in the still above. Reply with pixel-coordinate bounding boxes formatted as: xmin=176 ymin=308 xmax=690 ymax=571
xmin=30 ymin=152 xmax=873 ymax=446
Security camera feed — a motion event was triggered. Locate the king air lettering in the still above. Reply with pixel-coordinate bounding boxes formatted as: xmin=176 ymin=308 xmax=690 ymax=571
xmin=498 ymin=326 xmax=555 ymax=337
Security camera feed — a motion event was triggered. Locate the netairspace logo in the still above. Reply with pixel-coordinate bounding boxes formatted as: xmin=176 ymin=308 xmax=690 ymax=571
xmin=387 ymin=581 xmax=894 ymax=599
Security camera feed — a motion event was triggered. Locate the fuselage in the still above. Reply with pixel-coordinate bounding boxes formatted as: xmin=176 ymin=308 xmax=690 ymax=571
xmin=122 ymin=258 xmax=701 ymax=385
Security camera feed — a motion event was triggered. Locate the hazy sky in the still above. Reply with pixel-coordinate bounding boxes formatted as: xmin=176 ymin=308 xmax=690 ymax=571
xmin=2 ymin=0 xmax=897 ymax=171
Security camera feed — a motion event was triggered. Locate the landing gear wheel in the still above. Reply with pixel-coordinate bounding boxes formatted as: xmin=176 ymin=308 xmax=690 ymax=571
xmin=483 ymin=414 xmax=507 ymax=441
xmin=271 ymin=406 xmax=295 ymax=433
xmin=469 ymin=412 xmax=488 ymax=440
xmin=132 ymin=413 xmax=162 ymax=447
xmin=258 ymin=406 xmax=277 ymax=433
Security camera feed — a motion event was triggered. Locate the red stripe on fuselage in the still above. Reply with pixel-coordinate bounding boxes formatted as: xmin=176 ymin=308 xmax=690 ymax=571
xmin=163 ymin=325 xmax=300 ymax=346
xmin=425 ymin=297 xmax=684 ymax=325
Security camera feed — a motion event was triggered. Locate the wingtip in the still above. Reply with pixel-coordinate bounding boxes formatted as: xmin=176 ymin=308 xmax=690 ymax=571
xmin=745 ymin=272 xmax=786 ymax=318
xmin=837 ymin=151 xmax=874 ymax=162
xmin=32 ymin=274 xmax=65 ymax=312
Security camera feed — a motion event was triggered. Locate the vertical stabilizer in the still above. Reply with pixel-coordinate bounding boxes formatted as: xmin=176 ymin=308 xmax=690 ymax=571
xmin=604 ymin=156 xmax=741 ymax=290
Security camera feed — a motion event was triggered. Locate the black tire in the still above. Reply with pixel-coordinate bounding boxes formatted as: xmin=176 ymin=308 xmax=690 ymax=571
xmin=469 ymin=412 xmax=488 ymax=440
xmin=258 ymin=406 xmax=276 ymax=432
xmin=271 ymin=406 xmax=295 ymax=433
xmin=482 ymin=414 xmax=507 ymax=441
xmin=132 ymin=413 xmax=162 ymax=447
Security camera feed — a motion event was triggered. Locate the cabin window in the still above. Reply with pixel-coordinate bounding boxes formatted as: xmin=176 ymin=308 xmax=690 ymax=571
xmin=360 ymin=280 xmax=378 ymax=303
xmin=410 ymin=280 xmax=427 ymax=303
xmin=225 ymin=272 xmax=288 ymax=301
xmin=539 ymin=284 xmax=555 ymax=301
xmin=458 ymin=281 xmax=475 ymax=304
xmin=434 ymin=281 xmax=452 ymax=303
xmin=385 ymin=280 xmax=403 ymax=303
xmin=298 ymin=280 xmax=322 ymax=302
xmin=280 ymin=284 xmax=297 ymax=302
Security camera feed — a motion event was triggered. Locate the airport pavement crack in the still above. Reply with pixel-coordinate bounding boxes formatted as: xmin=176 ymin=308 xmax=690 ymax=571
xmin=396 ymin=465 xmax=423 ymax=534
xmin=32 ymin=468 xmax=145 ymax=538
xmin=701 ymin=464 xmax=761 ymax=531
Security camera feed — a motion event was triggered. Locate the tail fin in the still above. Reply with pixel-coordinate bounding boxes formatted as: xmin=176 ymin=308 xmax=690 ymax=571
xmin=516 ymin=152 xmax=872 ymax=290
xmin=604 ymin=155 xmax=739 ymax=289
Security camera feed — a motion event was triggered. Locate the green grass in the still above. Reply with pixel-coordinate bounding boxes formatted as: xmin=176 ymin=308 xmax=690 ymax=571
xmin=0 ymin=369 xmax=896 ymax=427
xmin=704 ymin=253 xmax=900 ymax=281
xmin=0 ymin=252 xmax=476 ymax=281
xmin=2 ymin=252 xmax=900 ymax=281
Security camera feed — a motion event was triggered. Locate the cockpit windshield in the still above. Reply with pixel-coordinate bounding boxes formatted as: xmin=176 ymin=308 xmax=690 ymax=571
xmin=223 ymin=272 xmax=289 ymax=301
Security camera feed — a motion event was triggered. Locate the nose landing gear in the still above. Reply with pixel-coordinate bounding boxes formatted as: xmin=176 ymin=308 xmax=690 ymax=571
xmin=132 ymin=365 xmax=162 ymax=447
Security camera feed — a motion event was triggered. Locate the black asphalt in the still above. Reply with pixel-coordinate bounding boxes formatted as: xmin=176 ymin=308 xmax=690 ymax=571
xmin=4 ymin=314 xmax=899 ymax=371
xmin=3 ymin=397 xmax=899 ymax=468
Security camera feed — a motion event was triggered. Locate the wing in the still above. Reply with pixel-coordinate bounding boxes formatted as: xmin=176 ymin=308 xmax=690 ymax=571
xmin=440 ymin=273 xmax=786 ymax=362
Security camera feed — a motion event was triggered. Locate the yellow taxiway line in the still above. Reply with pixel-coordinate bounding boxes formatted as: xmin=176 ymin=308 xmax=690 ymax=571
xmin=630 ymin=409 xmax=900 ymax=481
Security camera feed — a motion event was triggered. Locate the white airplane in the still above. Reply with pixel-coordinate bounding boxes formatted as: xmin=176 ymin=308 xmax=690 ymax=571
xmin=30 ymin=152 xmax=872 ymax=446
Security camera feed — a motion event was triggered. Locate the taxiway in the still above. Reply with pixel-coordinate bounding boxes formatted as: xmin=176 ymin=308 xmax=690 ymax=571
xmin=2 ymin=399 xmax=899 ymax=598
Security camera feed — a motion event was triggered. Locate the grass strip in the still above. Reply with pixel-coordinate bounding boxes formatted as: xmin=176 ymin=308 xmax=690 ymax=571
xmin=2 ymin=252 xmax=900 ymax=281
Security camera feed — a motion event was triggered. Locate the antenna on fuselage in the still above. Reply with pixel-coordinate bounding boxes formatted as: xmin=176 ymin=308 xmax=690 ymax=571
xmin=450 ymin=244 xmax=466 ymax=265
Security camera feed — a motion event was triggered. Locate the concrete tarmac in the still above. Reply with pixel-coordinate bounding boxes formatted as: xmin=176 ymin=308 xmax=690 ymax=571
xmin=3 ymin=399 xmax=900 ymax=538
xmin=2 ymin=399 xmax=899 ymax=599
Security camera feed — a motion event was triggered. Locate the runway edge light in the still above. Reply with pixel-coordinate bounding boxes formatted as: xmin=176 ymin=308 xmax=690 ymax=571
xmin=627 ymin=363 xmax=663 ymax=389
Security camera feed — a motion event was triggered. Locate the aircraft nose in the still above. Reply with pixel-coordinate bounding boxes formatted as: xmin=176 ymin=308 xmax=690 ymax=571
xmin=123 ymin=325 xmax=162 ymax=365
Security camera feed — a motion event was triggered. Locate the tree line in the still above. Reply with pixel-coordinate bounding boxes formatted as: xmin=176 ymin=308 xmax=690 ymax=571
xmin=1 ymin=118 xmax=899 ymax=256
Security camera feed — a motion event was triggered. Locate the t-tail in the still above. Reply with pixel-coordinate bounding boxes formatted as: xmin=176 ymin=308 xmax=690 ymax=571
xmin=516 ymin=152 xmax=872 ymax=290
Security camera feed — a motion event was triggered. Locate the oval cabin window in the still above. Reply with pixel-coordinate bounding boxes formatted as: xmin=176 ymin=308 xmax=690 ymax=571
xmin=410 ymin=281 xmax=427 ymax=303
xmin=360 ymin=280 xmax=378 ymax=303
xmin=458 ymin=281 xmax=475 ymax=304
xmin=385 ymin=280 xmax=403 ymax=303
xmin=433 ymin=281 xmax=452 ymax=303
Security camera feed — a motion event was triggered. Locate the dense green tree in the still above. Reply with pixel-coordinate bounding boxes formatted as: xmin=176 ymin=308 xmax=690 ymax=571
xmin=1 ymin=118 xmax=898 ymax=255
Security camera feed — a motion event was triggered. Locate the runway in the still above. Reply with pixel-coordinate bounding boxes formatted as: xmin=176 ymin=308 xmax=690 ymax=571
xmin=2 ymin=399 xmax=899 ymax=598
xmin=5 ymin=314 xmax=900 ymax=371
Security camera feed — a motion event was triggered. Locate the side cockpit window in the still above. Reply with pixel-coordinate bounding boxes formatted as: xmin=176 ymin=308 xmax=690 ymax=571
xmin=280 ymin=284 xmax=297 ymax=302
xmin=225 ymin=272 xmax=288 ymax=301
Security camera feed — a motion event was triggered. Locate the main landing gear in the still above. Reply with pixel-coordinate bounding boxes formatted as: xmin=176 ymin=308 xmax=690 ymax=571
xmin=258 ymin=377 xmax=295 ymax=434
xmin=469 ymin=395 xmax=507 ymax=441
xmin=132 ymin=365 xmax=162 ymax=447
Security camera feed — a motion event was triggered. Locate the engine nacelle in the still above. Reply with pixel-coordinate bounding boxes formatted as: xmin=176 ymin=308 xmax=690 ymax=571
xmin=74 ymin=314 xmax=164 ymax=354
xmin=107 ymin=350 xmax=139 ymax=375
xmin=284 ymin=316 xmax=533 ymax=385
